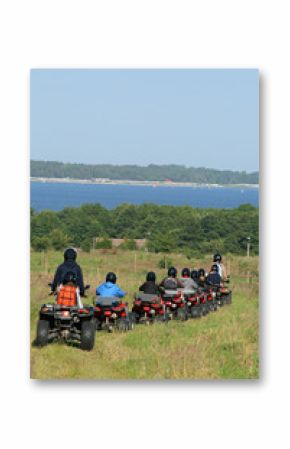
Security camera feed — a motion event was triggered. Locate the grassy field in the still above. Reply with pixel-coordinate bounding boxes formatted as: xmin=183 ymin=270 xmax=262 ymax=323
xmin=30 ymin=249 xmax=259 ymax=380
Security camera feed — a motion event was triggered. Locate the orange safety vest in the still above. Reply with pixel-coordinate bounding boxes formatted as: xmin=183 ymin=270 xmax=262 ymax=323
xmin=57 ymin=285 xmax=77 ymax=307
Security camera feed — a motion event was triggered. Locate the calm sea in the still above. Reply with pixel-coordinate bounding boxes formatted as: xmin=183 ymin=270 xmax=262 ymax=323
xmin=30 ymin=181 xmax=259 ymax=212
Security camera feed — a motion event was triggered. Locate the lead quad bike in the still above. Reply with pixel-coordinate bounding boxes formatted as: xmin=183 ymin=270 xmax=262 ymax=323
xmin=161 ymin=290 xmax=188 ymax=321
xmin=93 ymin=297 xmax=134 ymax=332
xmin=36 ymin=284 xmax=95 ymax=351
xmin=132 ymin=293 xmax=169 ymax=325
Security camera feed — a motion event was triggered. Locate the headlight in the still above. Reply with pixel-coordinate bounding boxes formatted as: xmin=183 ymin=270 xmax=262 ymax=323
xmin=111 ymin=312 xmax=117 ymax=319
xmin=150 ymin=309 xmax=155 ymax=314
xmin=172 ymin=304 xmax=177 ymax=308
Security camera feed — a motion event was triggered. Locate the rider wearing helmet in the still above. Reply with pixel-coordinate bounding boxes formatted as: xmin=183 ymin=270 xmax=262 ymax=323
xmin=205 ymin=264 xmax=222 ymax=286
xmin=159 ymin=267 xmax=184 ymax=290
xmin=96 ymin=272 xmax=125 ymax=298
xmin=196 ymin=268 xmax=207 ymax=287
xmin=190 ymin=270 xmax=198 ymax=281
xmin=51 ymin=248 xmax=85 ymax=295
xmin=212 ymin=253 xmax=227 ymax=280
xmin=180 ymin=267 xmax=198 ymax=290
xmin=139 ymin=271 xmax=164 ymax=294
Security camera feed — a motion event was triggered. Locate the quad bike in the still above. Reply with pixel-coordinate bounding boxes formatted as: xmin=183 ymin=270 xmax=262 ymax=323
xmin=203 ymin=287 xmax=218 ymax=312
xmin=204 ymin=282 xmax=231 ymax=307
xmin=215 ymin=284 xmax=232 ymax=306
xmin=35 ymin=284 xmax=95 ymax=351
xmin=132 ymin=293 xmax=168 ymax=325
xmin=161 ymin=290 xmax=188 ymax=321
xmin=181 ymin=289 xmax=203 ymax=318
xmin=93 ymin=297 xmax=134 ymax=332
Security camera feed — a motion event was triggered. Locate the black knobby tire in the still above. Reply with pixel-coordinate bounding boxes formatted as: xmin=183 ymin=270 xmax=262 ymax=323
xmin=36 ymin=319 xmax=49 ymax=347
xmin=128 ymin=312 xmax=136 ymax=330
xmin=225 ymin=292 xmax=232 ymax=305
xmin=80 ymin=320 xmax=95 ymax=351
xmin=177 ymin=308 xmax=187 ymax=321
xmin=202 ymin=304 xmax=208 ymax=315
xmin=94 ymin=318 xmax=102 ymax=331
xmin=117 ymin=318 xmax=129 ymax=332
xmin=191 ymin=308 xmax=200 ymax=319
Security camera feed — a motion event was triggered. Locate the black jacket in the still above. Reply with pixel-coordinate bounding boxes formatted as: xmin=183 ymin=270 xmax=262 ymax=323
xmin=205 ymin=272 xmax=221 ymax=286
xmin=139 ymin=281 xmax=164 ymax=295
xmin=52 ymin=260 xmax=85 ymax=295
xmin=159 ymin=277 xmax=184 ymax=290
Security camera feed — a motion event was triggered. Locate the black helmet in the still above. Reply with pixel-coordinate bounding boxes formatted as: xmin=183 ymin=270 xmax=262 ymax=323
xmin=168 ymin=266 xmax=177 ymax=278
xmin=213 ymin=253 xmax=222 ymax=262
xmin=106 ymin=272 xmax=117 ymax=284
xmin=197 ymin=268 xmax=205 ymax=277
xmin=211 ymin=264 xmax=219 ymax=273
xmin=191 ymin=270 xmax=198 ymax=280
xmin=64 ymin=247 xmax=77 ymax=261
xmin=147 ymin=271 xmax=156 ymax=282
xmin=63 ymin=271 xmax=77 ymax=284
xmin=181 ymin=267 xmax=190 ymax=277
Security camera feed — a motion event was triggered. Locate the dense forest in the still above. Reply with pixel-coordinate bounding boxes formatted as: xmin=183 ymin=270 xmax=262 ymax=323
xmin=31 ymin=160 xmax=259 ymax=185
xmin=31 ymin=203 xmax=259 ymax=256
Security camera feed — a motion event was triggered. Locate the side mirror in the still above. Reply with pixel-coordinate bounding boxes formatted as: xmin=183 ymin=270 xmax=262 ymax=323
xmin=85 ymin=284 xmax=90 ymax=290
xmin=48 ymin=282 xmax=52 ymax=287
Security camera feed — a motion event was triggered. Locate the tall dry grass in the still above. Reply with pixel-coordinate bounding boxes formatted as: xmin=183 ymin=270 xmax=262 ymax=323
xmin=30 ymin=250 xmax=259 ymax=379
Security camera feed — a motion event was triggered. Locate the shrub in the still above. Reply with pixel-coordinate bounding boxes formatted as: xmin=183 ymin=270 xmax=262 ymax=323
xmin=120 ymin=239 xmax=137 ymax=250
xmin=158 ymin=256 xmax=173 ymax=269
xmin=31 ymin=236 xmax=50 ymax=252
xmin=95 ymin=237 xmax=112 ymax=249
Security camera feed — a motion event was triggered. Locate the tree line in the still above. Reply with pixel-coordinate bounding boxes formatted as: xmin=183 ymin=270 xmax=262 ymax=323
xmin=31 ymin=203 xmax=259 ymax=256
xmin=31 ymin=160 xmax=259 ymax=185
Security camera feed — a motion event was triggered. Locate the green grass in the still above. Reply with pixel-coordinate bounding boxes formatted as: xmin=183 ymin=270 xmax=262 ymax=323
xmin=30 ymin=250 xmax=259 ymax=379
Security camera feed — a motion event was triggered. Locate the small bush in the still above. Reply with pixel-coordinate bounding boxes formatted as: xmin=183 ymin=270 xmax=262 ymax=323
xmin=95 ymin=237 xmax=112 ymax=249
xmin=158 ymin=256 xmax=173 ymax=269
xmin=120 ymin=239 xmax=137 ymax=250
xmin=31 ymin=236 xmax=50 ymax=252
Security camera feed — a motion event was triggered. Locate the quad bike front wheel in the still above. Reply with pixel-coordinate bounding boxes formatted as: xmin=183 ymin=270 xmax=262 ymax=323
xmin=36 ymin=319 xmax=49 ymax=347
xmin=80 ymin=320 xmax=95 ymax=351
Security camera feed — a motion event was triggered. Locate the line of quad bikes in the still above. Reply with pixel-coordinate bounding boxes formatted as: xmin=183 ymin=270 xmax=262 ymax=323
xmin=35 ymin=276 xmax=232 ymax=351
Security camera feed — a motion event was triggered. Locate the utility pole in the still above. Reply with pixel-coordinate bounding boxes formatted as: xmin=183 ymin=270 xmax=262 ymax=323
xmin=246 ymin=236 xmax=251 ymax=258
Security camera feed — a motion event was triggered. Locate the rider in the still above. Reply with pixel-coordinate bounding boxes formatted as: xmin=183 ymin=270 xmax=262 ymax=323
xmin=196 ymin=268 xmax=207 ymax=287
xmin=212 ymin=253 xmax=228 ymax=280
xmin=96 ymin=272 xmax=125 ymax=298
xmin=205 ymin=264 xmax=221 ymax=286
xmin=51 ymin=248 xmax=85 ymax=296
xmin=159 ymin=267 xmax=184 ymax=290
xmin=139 ymin=271 xmax=164 ymax=294
xmin=180 ymin=267 xmax=198 ymax=289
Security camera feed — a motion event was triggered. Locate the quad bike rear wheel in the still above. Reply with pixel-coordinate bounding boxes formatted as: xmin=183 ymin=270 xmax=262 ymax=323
xmin=191 ymin=308 xmax=201 ymax=318
xmin=177 ymin=308 xmax=187 ymax=321
xmin=36 ymin=319 xmax=49 ymax=347
xmin=117 ymin=318 xmax=129 ymax=332
xmin=80 ymin=320 xmax=95 ymax=351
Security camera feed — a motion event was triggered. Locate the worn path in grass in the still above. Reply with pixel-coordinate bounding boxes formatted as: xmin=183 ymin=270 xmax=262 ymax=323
xmin=30 ymin=250 xmax=259 ymax=379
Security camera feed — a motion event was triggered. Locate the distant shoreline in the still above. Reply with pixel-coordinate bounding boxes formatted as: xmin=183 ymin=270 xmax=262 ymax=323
xmin=30 ymin=176 xmax=259 ymax=189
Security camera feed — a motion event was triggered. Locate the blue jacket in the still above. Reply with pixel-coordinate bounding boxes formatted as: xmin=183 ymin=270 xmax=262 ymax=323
xmin=96 ymin=282 xmax=125 ymax=298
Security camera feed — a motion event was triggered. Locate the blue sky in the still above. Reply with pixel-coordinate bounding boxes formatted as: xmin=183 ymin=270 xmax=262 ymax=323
xmin=30 ymin=69 xmax=259 ymax=172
